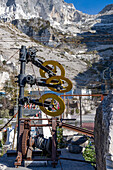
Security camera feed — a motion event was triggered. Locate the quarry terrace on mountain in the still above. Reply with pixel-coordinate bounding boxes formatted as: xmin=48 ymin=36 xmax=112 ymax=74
xmin=0 ymin=1 xmax=113 ymax=170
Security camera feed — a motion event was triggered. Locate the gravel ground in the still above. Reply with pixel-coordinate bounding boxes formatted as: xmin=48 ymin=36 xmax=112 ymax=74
xmin=0 ymin=149 xmax=95 ymax=170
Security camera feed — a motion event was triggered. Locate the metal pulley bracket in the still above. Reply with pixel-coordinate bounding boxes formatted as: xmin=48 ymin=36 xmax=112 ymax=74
xmin=39 ymin=93 xmax=65 ymax=117
xmin=26 ymin=47 xmax=38 ymax=62
xmin=25 ymin=75 xmax=68 ymax=93
xmin=18 ymin=46 xmax=72 ymax=118
xmin=46 ymin=76 xmax=73 ymax=93
xmin=39 ymin=60 xmax=65 ymax=78
xmin=26 ymin=48 xmax=55 ymax=77
xmin=20 ymin=94 xmax=65 ymax=117
xmin=26 ymin=48 xmax=65 ymax=78
xmin=26 ymin=75 xmax=36 ymax=86
xmin=20 ymin=97 xmax=51 ymax=108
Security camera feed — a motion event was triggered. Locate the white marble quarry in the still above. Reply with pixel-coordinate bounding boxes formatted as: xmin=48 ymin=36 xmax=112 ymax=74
xmin=95 ymin=92 xmax=113 ymax=170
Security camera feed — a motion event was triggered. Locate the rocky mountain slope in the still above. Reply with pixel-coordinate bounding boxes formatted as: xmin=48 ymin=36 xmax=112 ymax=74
xmin=0 ymin=1 xmax=113 ymax=93
xmin=0 ymin=20 xmax=86 ymax=90
xmin=0 ymin=0 xmax=99 ymax=35
xmin=99 ymin=4 xmax=113 ymax=14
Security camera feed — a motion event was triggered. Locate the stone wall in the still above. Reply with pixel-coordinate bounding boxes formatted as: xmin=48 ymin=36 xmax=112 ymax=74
xmin=94 ymin=92 xmax=113 ymax=170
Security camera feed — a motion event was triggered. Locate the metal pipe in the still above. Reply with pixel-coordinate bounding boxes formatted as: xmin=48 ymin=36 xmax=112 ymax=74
xmin=19 ymin=118 xmax=52 ymax=121
xmin=30 ymin=124 xmax=52 ymax=127
xmin=60 ymin=94 xmax=104 ymax=97
xmin=52 ymin=118 xmax=57 ymax=166
xmin=17 ymin=46 xmax=27 ymax=151
xmin=61 ymin=119 xmax=76 ymax=121
xmin=59 ymin=157 xmax=96 ymax=164
xmin=27 ymin=158 xmax=52 ymax=161
xmin=62 ymin=122 xmax=94 ymax=137
xmin=79 ymin=96 xmax=82 ymax=127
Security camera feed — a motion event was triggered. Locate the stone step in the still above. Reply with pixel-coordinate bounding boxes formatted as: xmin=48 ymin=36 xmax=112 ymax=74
xmin=24 ymin=160 xmax=47 ymax=167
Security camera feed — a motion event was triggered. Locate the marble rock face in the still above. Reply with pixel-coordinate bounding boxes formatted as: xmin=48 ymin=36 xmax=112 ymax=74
xmin=95 ymin=92 xmax=113 ymax=170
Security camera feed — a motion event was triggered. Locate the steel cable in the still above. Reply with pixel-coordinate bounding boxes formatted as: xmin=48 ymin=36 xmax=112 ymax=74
xmin=31 ymin=63 xmax=53 ymax=135
xmin=0 ymin=112 xmax=18 ymax=131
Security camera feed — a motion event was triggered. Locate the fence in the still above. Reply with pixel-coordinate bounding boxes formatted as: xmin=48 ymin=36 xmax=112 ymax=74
xmin=60 ymin=94 xmax=105 ymax=130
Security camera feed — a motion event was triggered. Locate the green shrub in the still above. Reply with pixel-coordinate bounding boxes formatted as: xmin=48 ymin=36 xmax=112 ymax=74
xmin=4 ymin=109 xmax=9 ymax=118
xmin=76 ymin=108 xmax=79 ymax=114
xmin=83 ymin=140 xmax=96 ymax=167
xmin=0 ymin=109 xmax=9 ymax=118
xmin=57 ymin=127 xmax=64 ymax=148
xmin=0 ymin=110 xmax=4 ymax=118
xmin=0 ymin=119 xmax=3 ymax=125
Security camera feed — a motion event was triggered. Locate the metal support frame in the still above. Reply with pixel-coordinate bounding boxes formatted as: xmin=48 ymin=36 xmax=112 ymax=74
xmin=16 ymin=45 xmax=60 ymax=161
xmin=15 ymin=121 xmax=24 ymax=166
xmin=13 ymin=116 xmax=94 ymax=168
xmin=79 ymin=96 xmax=82 ymax=127
xmin=60 ymin=94 xmax=105 ymax=127
xmin=14 ymin=46 xmax=95 ymax=168
xmin=17 ymin=45 xmax=59 ymax=152
xmin=26 ymin=47 xmax=55 ymax=77
xmin=60 ymin=94 xmax=105 ymax=101
xmin=17 ymin=46 xmax=27 ymax=151
xmin=15 ymin=118 xmax=58 ymax=168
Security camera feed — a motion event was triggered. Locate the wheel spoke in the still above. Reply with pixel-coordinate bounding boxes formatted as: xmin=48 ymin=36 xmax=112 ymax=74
xmin=53 ymin=105 xmax=58 ymax=111
xmin=51 ymin=98 xmax=54 ymax=104
xmin=40 ymin=60 xmax=65 ymax=78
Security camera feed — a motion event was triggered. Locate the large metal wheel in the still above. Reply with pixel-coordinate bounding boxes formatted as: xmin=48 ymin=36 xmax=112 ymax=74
xmin=39 ymin=60 xmax=65 ymax=78
xmin=39 ymin=93 xmax=65 ymax=117
xmin=46 ymin=76 xmax=73 ymax=93
xmin=22 ymin=129 xmax=29 ymax=156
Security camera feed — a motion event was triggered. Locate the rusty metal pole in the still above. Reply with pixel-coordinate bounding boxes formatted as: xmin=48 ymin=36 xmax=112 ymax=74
xmin=52 ymin=117 xmax=57 ymax=167
xmin=17 ymin=46 xmax=27 ymax=151
xmin=63 ymin=93 xmax=66 ymax=119
xmin=79 ymin=96 xmax=82 ymax=127
xmin=67 ymin=97 xmax=69 ymax=117
xmin=15 ymin=121 xmax=24 ymax=166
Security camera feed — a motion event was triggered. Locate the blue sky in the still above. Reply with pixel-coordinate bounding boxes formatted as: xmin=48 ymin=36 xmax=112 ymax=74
xmin=64 ymin=0 xmax=113 ymax=14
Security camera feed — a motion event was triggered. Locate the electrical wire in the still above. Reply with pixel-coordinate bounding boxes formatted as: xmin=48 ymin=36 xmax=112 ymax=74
xmin=0 ymin=112 xmax=18 ymax=131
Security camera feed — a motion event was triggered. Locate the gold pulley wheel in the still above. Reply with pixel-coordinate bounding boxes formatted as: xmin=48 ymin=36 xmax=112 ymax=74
xmin=39 ymin=60 xmax=65 ymax=78
xmin=46 ymin=76 xmax=73 ymax=93
xmin=39 ymin=93 xmax=65 ymax=117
